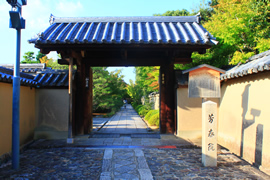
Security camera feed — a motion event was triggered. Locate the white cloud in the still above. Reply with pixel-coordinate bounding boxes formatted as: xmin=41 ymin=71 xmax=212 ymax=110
xmin=21 ymin=0 xmax=84 ymax=37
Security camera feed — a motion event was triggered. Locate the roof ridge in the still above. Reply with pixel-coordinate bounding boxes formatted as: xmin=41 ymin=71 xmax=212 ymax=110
xmin=0 ymin=66 xmax=35 ymax=80
xmin=49 ymin=15 xmax=200 ymax=25
xmin=246 ymin=50 xmax=270 ymax=62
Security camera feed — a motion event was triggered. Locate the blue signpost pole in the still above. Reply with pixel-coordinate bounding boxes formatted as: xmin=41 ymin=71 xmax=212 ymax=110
xmin=7 ymin=0 xmax=27 ymax=170
xmin=12 ymin=27 xmax=21 ymax=170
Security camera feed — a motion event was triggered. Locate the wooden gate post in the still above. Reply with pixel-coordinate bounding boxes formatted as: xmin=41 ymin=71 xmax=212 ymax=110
xmin=83 ymin=64 xmax=93 ymax=134
xmin=159 ymin=63 xmax=175 ymax=134
xmin=67 ymin=57 xmax=74 ymax=143
xmin=75 ymin=58 xmax=85 ymax=134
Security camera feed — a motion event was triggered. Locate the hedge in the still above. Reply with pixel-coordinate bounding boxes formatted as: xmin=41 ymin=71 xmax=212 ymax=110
xmin=148 ymin=113 xmax=159 ymax=126
xmin=145 ymin=110 xmax=159 ymax=121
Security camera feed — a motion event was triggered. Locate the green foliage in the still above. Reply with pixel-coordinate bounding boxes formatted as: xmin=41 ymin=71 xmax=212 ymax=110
xmin=148 ymin=113 xmax=160 ymax=126
xmin=144 ymin=110 xmax=159 ymax=126
xmin=93 ymin=67 xmax=129 ymax=115
xmin=36 ymin=51 xmax=46 ymax=62
xmin=135 ymin=105 xmax=144 ymax=112
xmin=40 ymin=56 xmax=68 ymax=69
xmin=131 ymin=101 xmax=139 ymax=110
xmin=256 ymin=39 xmax=270 ymax=53
xmin=137 ymin=105 xmax=149 ymax=116
xmin=21 ymin=51 xmax=68 ymax=69
xmin=46 ymin=59 xmax=68 ymax=69
xmin=145 ymin=110 xmax=159 ymax=121
xmin=139 ymin=109 xmax=150 ymax=116
xmin=132 ymin=101 xmax=151 ymax=117
xmin=134 ymin=66 xmax=159 ymax=98
xmin=126 ymin=79 xmax=143 ymax=106
xmin=21 ymin=51 xmax=40 ymax=64
xmin=190 ymin=0 xmax=218 ymax=23
xmin=202 ymin=0 xmax=270 ymax=65
xmin=157 ymin=0 xmax=270 ymax=69
xmin=175 ymin=38 xmax=236 ymax=69
xmin=154 ymin=9 xmax=190 ymax=16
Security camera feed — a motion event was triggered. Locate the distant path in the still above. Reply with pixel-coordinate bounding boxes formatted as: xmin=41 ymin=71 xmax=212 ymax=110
xmin=98 ymin=104 xmax=149 ymax=134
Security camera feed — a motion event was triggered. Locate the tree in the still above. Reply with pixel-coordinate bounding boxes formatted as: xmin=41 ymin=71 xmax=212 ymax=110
xmin=21 ymin=51 xmax=40 ymax=64
xmin=135 ymin=66 xmax=159 ymax=95
xmin=190 ymin=0 xmax=218 ymax=23
xmin=36 ymin=51 xmax=46 ymax=62
xmin=40 ymin=55 xmax=68 ymax=69
xmin=147 ymin=67 xmax=159 ymax=91
xmin=174 ymin=0 xmax=270 ymax=69
xmin=92 ymin=67 xmax=129 ymax=115
xmin=21 ymin=51 xmax=68 ymax=69
xmin=154 ymin=9 xmax=190 ymax=16
xmin=126 ymin=79 xmax=143 ymax=106
xmin=203 ymin=0 xmax=270 ymax=65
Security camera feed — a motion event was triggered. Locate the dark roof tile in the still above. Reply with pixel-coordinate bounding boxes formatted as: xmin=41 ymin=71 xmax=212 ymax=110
xmin=0 ymin=66 xmax=37 ymax=86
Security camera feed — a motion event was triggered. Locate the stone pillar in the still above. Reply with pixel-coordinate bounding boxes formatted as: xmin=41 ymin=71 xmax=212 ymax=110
xmin=202 ymin=100 xmax=217 ymax=167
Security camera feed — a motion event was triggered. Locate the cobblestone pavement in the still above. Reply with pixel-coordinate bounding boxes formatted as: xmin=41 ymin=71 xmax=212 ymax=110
xmin=143 ymin=148 xmax=270 ymax=180
xmin=0 ymin=148 xmax=104 ymax=179
xmin=1 ymin=144 xmax=270 ymax=179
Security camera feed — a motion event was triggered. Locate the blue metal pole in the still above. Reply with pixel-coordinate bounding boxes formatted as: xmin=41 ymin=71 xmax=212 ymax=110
xmin=12 ymin=19 xmax=21 ymax=170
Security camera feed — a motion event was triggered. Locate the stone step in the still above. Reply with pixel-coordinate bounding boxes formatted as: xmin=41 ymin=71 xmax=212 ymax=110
xmin=89 ymin=133 xmax=160 ymax=139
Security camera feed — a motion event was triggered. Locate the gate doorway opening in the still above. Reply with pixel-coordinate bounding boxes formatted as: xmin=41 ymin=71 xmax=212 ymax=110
xmin=89 ymin=66 xmax=161 ymax=137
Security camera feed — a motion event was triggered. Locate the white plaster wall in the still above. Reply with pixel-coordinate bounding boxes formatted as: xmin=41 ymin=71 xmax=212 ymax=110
xmin=35 ymin=89 xmax=68 ymax=139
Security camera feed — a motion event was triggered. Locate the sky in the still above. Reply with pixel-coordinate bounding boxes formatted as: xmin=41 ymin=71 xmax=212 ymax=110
xmin=0 ymin=0 xmax=202 ymax=84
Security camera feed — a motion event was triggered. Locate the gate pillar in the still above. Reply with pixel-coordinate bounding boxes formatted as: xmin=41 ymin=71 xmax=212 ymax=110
xmin=159 ymin=63 xmax=175 ymax=134
xmin=84 ymin=65 xmax=93 ymax=134
xmin=75 ymin=59 xmax=85 ymax=134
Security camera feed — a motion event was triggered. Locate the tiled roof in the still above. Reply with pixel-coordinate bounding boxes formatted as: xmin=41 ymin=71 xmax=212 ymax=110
xmin=0 ymin=66 xmax=69 ymax=88
xmin=0 ymin=67 xmax=38 ymax=86
xmin=1 ymin=63 xmax=47 ymax=74
xmin=221 ymin=50 xmax=270 ymax=80
xmin=34 ymin=70 xmax=69 ymax=88
xmin=29 ymin=15 xmax=217 ymax=45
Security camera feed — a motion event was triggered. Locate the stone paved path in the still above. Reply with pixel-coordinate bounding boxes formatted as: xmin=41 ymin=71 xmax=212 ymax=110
xmin=98 ymin=104 xmax=148 ymax=134
xmin=93 ymin=117 xmax=111 ymax=131
xmin=100 ymin=149 xmax=153 ymax=180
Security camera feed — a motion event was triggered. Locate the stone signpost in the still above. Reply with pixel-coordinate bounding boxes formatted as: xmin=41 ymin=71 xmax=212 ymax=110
xmin=202 ymin=100 xmax=217 ymax=166
xmin=183 ymin=64 xmax=225 ymax=167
